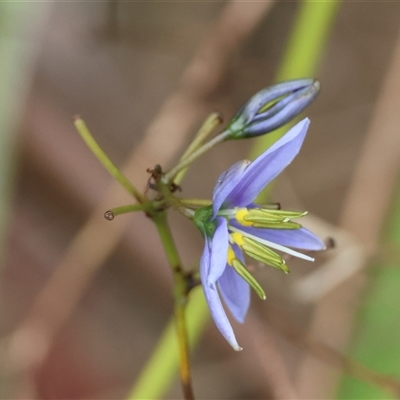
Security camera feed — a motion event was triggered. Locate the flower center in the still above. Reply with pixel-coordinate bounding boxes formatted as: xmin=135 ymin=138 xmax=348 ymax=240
xmin=218 ymin=205 xmax=315 ymax=269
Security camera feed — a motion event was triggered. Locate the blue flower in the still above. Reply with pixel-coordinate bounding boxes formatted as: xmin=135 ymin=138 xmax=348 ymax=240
xmin=195 ymin=118 xmax=325 ymax=350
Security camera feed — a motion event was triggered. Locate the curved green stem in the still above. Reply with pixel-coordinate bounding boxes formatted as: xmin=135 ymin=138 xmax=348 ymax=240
xmin=174 ymin=113 xmax=223 ymax=185
xmin=74 ymin=117 xmax=144 ymax=203
xmin=163 ymin=130 xmax=231 ymax=184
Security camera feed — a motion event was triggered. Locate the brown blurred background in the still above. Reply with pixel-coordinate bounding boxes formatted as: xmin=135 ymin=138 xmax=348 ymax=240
xmin=2 ymin=1 xmax=400 ymax=398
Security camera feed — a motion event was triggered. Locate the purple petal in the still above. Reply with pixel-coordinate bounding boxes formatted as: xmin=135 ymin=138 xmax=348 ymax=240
xmin=232 ymin=222 xmax=326 ymax=250
xmin=225 ymin=118 xmax=310 ymax=207
xmin=212 ymin=160 xmax=249 ymax=218
xmin=218 ymin=247 xmax=250 ymax=323
xmin=200 ymin=237 xmax=242 ymax=351
xmin=207 ymin=217 xmax=229 ymax=285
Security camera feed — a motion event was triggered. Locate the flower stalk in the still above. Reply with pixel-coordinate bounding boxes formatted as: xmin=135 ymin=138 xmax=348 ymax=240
xmin=163 ymin=129 xmax=231 ymax=184
xmin=104 ymin=203 xmax=148 ymax=220
xmin=174 ymin=112 xmax=223 ymax=185
xmin=152 ymin=211 xmax=194 ymax=400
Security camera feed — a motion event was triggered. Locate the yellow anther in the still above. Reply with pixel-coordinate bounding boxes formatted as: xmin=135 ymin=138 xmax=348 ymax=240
xmin=231 ymin=232 xmax=245 ymax=246
xmin=235 ymin=208 xmax=253 ymax=226
xmin=227 ymin=246 xmax=235 ymax=266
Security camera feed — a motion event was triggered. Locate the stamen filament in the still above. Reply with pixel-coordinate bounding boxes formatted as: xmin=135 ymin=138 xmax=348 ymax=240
xmin=229 ymin=226 xmax=314 ymax=262
xmin=217 ymin=209 xmax=237 ymax=218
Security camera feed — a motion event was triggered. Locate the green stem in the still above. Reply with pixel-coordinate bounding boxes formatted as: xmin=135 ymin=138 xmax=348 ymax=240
xmin=174 ymin=113 xmax=222 ymax=185
xmin=163 ymin=130 xmax=230 ymax=184
xmin=179 ymin=198 xmax=212 ymax=208
xmin=74 ymin=117 xmax=144 ymax=203
xmin=105 ymin=203 xmax=149 ymax=220
xmin=152 ymin=211 xmax=194 ymax=400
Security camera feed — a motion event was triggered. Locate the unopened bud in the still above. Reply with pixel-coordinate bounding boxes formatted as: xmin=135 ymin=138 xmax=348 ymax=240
xmin=226 ymin=79 xmax=320 ymax=139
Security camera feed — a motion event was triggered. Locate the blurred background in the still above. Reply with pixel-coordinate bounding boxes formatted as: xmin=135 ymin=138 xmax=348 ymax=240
xmin=2 ymin=1 xmax=400 ymax=398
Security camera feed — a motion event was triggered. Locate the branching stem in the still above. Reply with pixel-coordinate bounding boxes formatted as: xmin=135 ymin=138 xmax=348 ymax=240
xmin=163 ymin=130 xmax=231 ymax=184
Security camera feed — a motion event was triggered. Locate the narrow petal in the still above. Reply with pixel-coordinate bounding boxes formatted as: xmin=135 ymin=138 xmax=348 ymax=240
xmin=218 ymin=247 xmax=250 ymax=323
xmin=212 ymin=160 xmax=249 ymax=218
xmin=225 ymin=118 xmax=310 ymax=207
xmin=232 ymin=222 xmax=326 ymax=250
xmin=207 ymin=217 xmax=229 ymax=285
xmin=200 ymin=238 xmax=242 ymax=351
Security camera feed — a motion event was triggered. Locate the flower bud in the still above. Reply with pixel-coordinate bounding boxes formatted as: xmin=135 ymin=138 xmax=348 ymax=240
xmin=226 ymin=79 xmax=320 ymax=139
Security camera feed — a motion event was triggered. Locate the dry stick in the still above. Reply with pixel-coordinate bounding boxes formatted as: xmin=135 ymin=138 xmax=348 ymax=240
xmin=295 ymin=26 xmax=400 ymax=399
xmin=2 ymin=0 xmax=276 ymax=382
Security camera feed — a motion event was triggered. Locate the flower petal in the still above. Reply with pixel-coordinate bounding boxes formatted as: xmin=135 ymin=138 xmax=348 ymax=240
xmin=224 ymin=118 xmax=310 ymax=207
xmin=233 ymin=222 xmax=326 ymax=250
xmin=218 ymin=246 xmax=250 ymax=323
xmin=212 ymin=160 xmax=249 ymax=218
xmin=207 ymin=217 xmax=229 ymax=285
xmin=200 ymin=237 xmax=242 ymax=351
